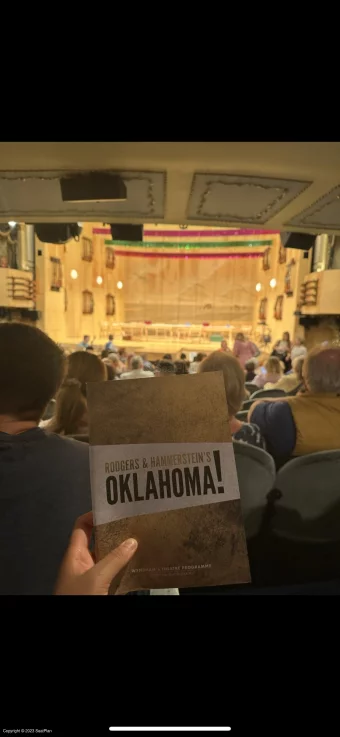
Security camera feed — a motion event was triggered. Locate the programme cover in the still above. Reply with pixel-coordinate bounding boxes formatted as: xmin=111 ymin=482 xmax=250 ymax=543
xmin=87 ymin=371 xmax=250 ymax=594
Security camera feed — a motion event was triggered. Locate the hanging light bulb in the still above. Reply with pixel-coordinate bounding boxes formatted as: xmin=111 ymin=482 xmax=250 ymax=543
xmin=96 ymin=276 xmax=103 ymax=285
xmin=255 ymin=282 xmax=262 ymax=292
xmin=70 ymin=269 xmax=78 ymax=280
xmin=269 ymin=278 xmax=277 ymax=288
xmin=117 ymin=281 xmax=123 ymax=289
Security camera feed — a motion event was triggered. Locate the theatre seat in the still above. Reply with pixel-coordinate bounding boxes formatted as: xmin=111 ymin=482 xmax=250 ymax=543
xmin=233 ymin=442 xmax=276 ymax=539
xmin=272 ymin=450 xmax=340 ymax=544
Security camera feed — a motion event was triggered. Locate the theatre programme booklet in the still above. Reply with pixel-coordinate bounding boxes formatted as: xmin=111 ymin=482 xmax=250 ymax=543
xmin=87 ymin=372 xmax=250 ymax=594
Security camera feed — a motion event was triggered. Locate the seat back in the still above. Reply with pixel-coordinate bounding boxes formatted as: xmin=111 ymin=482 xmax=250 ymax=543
xmin=250 ymin=388 xmax=286 ymax=400
xmin=273 ymin=451 xmax=340 ymax=543
xmin=235 ymin=410 xmax=249 ymax=422
xmin=242 ymin=398 xmax=255 ymax=411
xmin=245 ymin=382 xmax=256 ymax=394
xmin=233 ymin=441 xmax=276 ymax=539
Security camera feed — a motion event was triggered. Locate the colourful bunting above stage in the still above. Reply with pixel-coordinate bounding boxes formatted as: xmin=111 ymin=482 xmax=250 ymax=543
xmin=113 ymin=249 xmax=263 ymax=259
xmin=104 ymin=239 xmax=273 ymax=249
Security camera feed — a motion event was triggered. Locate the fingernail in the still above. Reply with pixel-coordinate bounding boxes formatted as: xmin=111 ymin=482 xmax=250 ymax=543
xmin=121 ymin=538 xmax=138 ymax=551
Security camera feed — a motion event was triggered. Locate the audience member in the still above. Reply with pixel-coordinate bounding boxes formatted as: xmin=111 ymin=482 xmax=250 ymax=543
xmin=249 ymin=345 xmax=340 ymax=463
xmin=220 ymin=340 xmax=230 ymax=353
xmin=156 ymin=360 xmax=176 ymax=376
xmin=118 ymin=347 xmax=127 ymax=364
xmin=78 ymin=334 xmax=91 ymax=349
xmin=86 ymin=345 xmax=94 ymax=351
xmin=48 ymin=351 xmax=107 ymax=436
xmin=291 ymin=336 xmax=307 ymax=362
xmin=272 ymin=331 xmax=292 ymax=372
xmin=233 ymin=332 xmax=257 ymax=369
xmin=189 ymin=352 xmax=207 ymax=374
xmin=163 ymin=353 xmax=173 ymax=361
xmin=142 ymin=353 xmax=155 ymax=372
xmin=199 ymin=351 xmax=265 ymax=448
xmin=174 ymin=360 xmax=189 ymax=375
xmin=107 ymin=352 xmax=124 ymax=376
xmin=105 ymin=334 xmax=117 ymax=352
xmin=245 ymin=360 xmax=256 ymax=383
xmin=120 ymin=356 xmax=154 ymax=379
xmin=252 ymin=356 xmax=283 ymax=390
xmin=0 ymin=323 xmax=92 ymax=594
xmin=101 ymin=349 xmax=109 ymax=359
xmin=180 ymin=352 xmax=187 ymax=361
xmin=272 ymin=356 xmax=304 ymax=394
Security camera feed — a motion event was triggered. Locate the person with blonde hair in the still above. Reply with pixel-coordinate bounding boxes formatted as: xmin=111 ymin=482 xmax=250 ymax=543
xmin=233 ymin=332 xmax=257 ymax=369
xmin=199 ymin=351 xmax=264 ymax=448
xmin=252 ymin=356 xmax=283 ymax=390
xmin=291 ymin=336 xmax=307 ymax=362
xmin=249 ymin=345 xmax=340 ymax=462
xmin=48 ymin=351 xmax=107 ymax=436
xmin=270 ymin=356 xmax=305 ymax=394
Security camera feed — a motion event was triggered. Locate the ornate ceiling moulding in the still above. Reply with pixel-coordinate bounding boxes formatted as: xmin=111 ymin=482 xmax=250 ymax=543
xmin=187 ymin=173 xmax=312 ymax=225
xmin=0 ymin=170 xmax=166 ymax=220
xmin=286 ymin=185 xmax=340 ymax=231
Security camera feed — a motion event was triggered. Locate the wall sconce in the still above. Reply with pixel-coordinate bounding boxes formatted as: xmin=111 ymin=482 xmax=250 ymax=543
xmin=96 ymin=276 xmax=103 ymax=285
xmin=270 ymin=278 xmax=277 ymax=288
xmin=70 ymin=269 xmax=78 ymax=280
xmin=255 ymin=282 xmax=262 ymax=292
xmin=117 ymin=281 xmax=123 ymax=290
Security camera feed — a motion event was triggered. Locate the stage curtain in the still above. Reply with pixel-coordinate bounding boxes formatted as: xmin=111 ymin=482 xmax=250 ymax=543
xmin=121 ymin=252 xmax=261 ymax=325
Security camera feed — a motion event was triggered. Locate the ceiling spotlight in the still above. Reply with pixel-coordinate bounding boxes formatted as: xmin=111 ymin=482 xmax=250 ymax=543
xmin=70 ymin=269 xmax=78 ymax=280
xmin=117 ymin=281 xmax=123 ymax=290
xmin=96 ymin=276 xmax=103 ymax=285
xmin=8 ymin=221 xmax=17 ymax=228
xmin=255 ymin=282 xmax=262 ymax=292
xmin=269 ymin=278 xmax=277 ymax=288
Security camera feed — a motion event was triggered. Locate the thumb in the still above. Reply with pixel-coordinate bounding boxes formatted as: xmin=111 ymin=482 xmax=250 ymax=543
xmin=91 ymin=538 xmax=138 ymax=593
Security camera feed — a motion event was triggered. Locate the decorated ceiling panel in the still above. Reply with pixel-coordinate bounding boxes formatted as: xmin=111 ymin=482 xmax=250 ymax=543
xmin=187 ymin=173 xmax=311 ymax=224
xmin=0 ymin=170 xmax=166 ymax=221
xmin=286 ymin=185 xmax=340 ymax=230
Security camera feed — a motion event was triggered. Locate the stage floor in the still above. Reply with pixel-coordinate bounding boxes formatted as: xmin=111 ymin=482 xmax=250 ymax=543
xmin=64 ymin=336 xmax=222 ymax=359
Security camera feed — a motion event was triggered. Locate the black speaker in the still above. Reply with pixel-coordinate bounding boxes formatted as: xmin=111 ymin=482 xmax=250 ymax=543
xmin=283 ymin=232 xmax=315 ymax=251
xmin=34 ymin=223 xmax=82 ymax=244
xmin=110 ymin=224 xmax=143 ymax=242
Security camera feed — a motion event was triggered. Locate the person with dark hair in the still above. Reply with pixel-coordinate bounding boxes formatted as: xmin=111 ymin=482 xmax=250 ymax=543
xmin=0 ymin=322 xmax=92 ymax=594
xmin=272 ymin=331 xmax=292 ymax=373
xmin=156 ymin=360 xmax=176 ymax=376
xmin=101 ymin=349 xmax=109 ymax=359
xmin=245 ymin=360 xmax=256 ymax=383
xmin=86 ymin=345 xmax=94 ymax=351
xmin=163 ymin=353 xmax=173 ymax=361
xmin=233 ymin=332 xmax=257 ymax=369
xmin=180 ymin=352 xmax=187 ymax=361
xmin=105 ymin=334 xmax=117 ymax=352
xmin=78 ymin=334 xmax=91 ymax=349
xmin=189 ymin=352 xmax=207 ymax=374
xmin=174 ymin=360 xmax=189 ymax=375
xmin=48 ymin=351 xmax=107 ymax=436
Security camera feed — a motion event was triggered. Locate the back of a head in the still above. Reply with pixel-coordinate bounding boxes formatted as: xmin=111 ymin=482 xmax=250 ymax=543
xmin=158 ymin=360 xmax=175 ymax=375
xmin=292 ymin=356 xmax=305 ymax=381
xmin=131 ymin=355 xmax=143 ymax=371
xmin=174 ymin=360 xmax=189 ymax=375
xmin=108 ymin=352 xmax=119 ymax=366
xmin=245 ymin=359 xmax=255 ymax=372
xmin=265 ymin=356 xmax=282 ymax=375
xmin=199 ymin=350 xmax=245 ymax=418
xmin=0 ymin=322 xmax=65 ymax=421
xmin=108 ymin=334 xmax=113 ymax=340
xmin=236 ymin=332 xmax=245 ymax=342
xmin=51 ymin=351 xmax=106 ymax=435
xmin=180 ymin=353 xmax=187 ymax=361
xmin=163 ymin=353 xmax=172 ymax=361
xmin=304 ymin=345 xmax=340 ymax=394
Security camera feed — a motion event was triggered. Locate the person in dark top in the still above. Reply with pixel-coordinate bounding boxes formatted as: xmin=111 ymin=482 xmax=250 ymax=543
xmin=0 ymin=322 xmax=92 ymax=594
xmin=245 ymin=359 xmax=256 ymax=383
